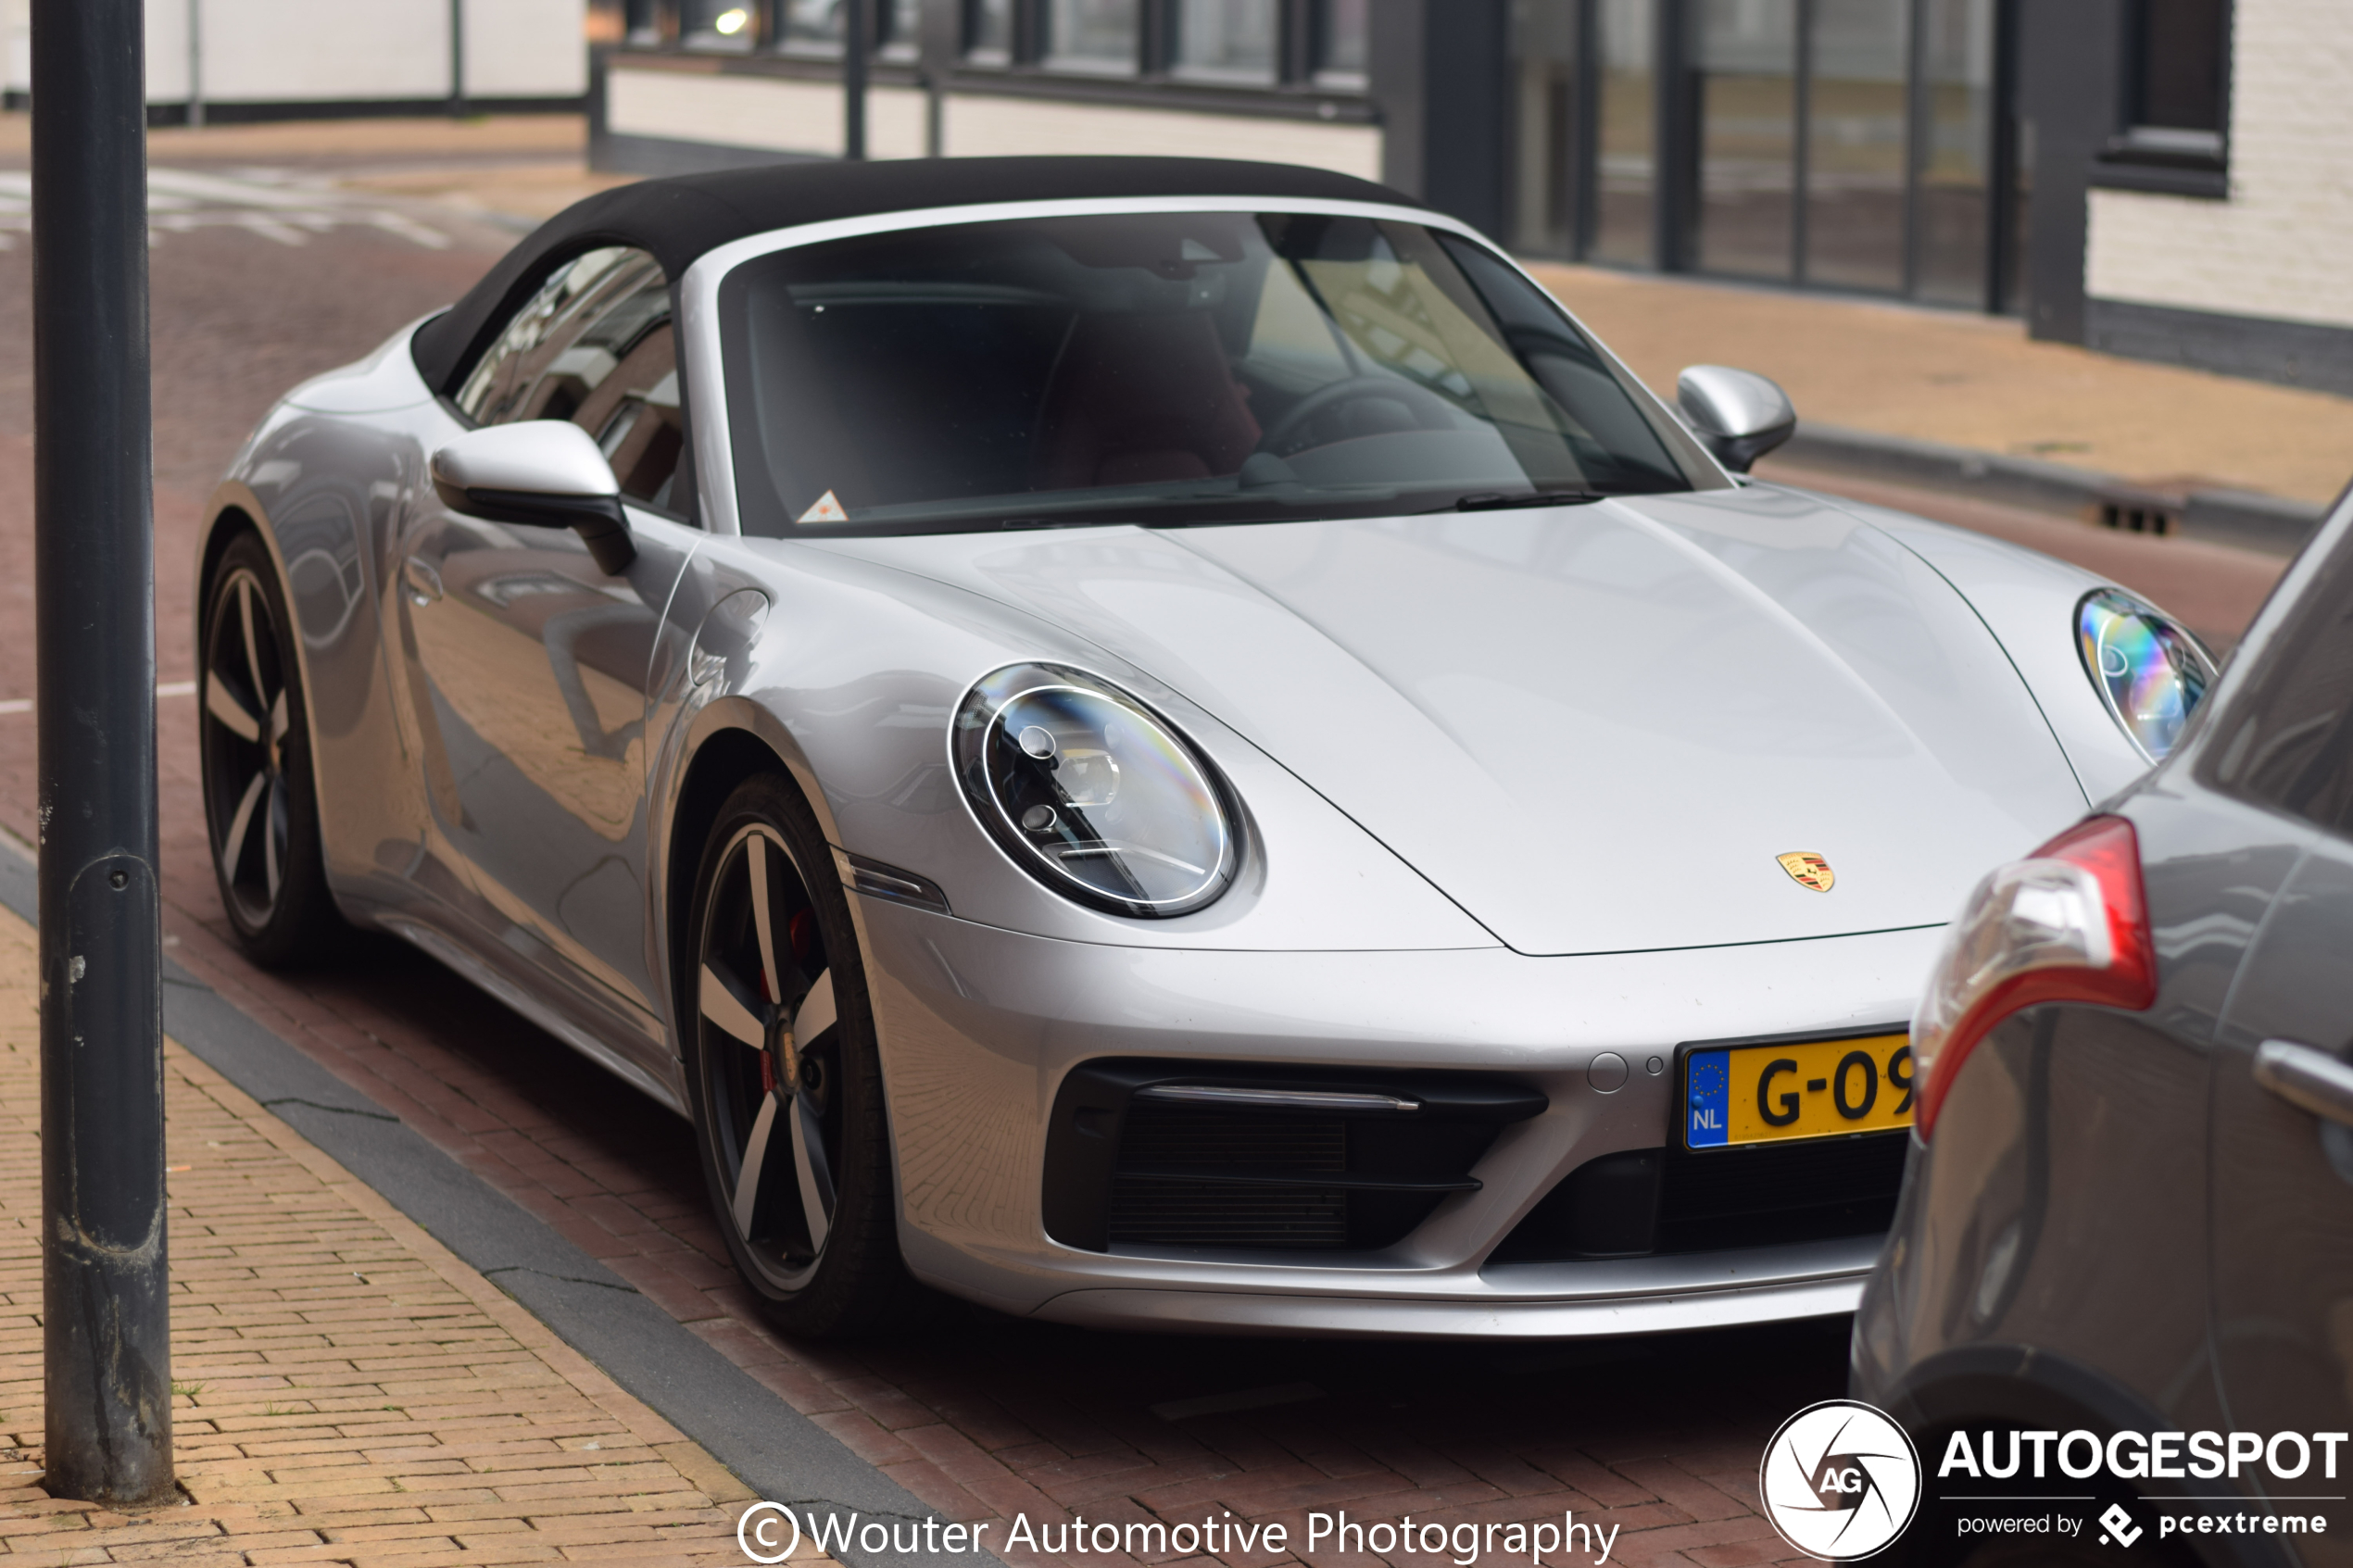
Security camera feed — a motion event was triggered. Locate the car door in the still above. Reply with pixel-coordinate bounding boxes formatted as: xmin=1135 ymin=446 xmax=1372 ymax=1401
xmin=2204 ymin=516 xmax=2353 ymax=1556
xmin=396 ymin=246 xmax=698 ymax=1075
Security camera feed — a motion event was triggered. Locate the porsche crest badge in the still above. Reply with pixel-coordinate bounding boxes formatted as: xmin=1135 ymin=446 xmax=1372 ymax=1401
xmin=1777 ymin=851 xmax=1835 ymax=892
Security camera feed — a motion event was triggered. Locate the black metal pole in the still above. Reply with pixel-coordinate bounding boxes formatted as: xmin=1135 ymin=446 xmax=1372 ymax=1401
xmin=32 ymin=0 xmax=172 ymax=1509
xmin=843 ymin=0 xmax=867 ymax=159
xmin=450 ymin=0 xmax=468 ymax=117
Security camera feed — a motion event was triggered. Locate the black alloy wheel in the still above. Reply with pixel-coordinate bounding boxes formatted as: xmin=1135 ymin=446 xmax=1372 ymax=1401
xmin=685 ymin=774 xmax=915 ymax=1336
xmin=199 ymin=532 xmax=342 ymax=965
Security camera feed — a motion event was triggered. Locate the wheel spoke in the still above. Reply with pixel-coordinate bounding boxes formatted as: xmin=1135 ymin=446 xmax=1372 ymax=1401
xmin=270 ymin=688 xmax=290 ymax=747
xmin=732 ymin=1091 xmax=780 ymax=1236
xmin=264 ymin=779 xmax=285 ymax=901
xmin=220 ymin=770 xmax=268 ymax=883
xmin=791 ymin=967 xmax=837 ymax=1046
xmin=789 ymin=1093 xmax=835 ymax=1251
xmin=748 ymin=834 xmax=782 ymax=1005
xmin=698 ymin=961 xmax=766 ymax=1049
xmin=237 ymin=576 xmax=269 ymax=709
xmin=204 ymin=667 xmax=262 ymax=744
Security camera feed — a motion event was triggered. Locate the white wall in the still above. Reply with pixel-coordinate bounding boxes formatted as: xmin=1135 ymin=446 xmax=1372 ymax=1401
xmin=939 ymin=94 xmax=1381 ymax=178
xmin=6 ymin=0 xmax=583 ymax=108
xmin=603 ymin=64 xmax=1380 ymax=177
xmin=2085 ymin=0 xmax=2353 ymax=330
xmin=4 ymin=0 xmax=29 ymax=97
xmin=466 ymin=0 xmax=588 ymax=98
xmin=173 ymin=0 xmax=455 ymax=102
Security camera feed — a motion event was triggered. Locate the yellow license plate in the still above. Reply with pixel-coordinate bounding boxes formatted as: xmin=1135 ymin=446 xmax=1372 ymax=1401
xmin=1682 ymin=1033 xmax=1914 ymax=1148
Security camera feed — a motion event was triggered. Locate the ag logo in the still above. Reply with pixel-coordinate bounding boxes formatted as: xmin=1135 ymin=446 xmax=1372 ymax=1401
xmin=1759 ymin=1399 xmax=1920 ymax=1560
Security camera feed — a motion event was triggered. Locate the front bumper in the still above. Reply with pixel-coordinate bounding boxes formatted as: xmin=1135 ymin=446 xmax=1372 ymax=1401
xmin=853 ymin=896 xmax=1938 ymax=1336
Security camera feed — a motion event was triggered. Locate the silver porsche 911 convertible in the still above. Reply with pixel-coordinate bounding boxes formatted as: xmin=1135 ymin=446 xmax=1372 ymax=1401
xmin=198 ymin=157 xmax=2211 ymax=1338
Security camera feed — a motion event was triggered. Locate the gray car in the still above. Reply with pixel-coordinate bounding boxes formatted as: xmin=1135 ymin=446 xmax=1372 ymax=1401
xmin=197 ymin=156 xmax=2205 ymax=1340
xmin=1853 ymin=483 xmax=2353 ymax=1564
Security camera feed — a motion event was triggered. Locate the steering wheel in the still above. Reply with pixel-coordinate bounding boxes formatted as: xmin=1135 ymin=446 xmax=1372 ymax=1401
xmin=1261 ymin=375 xmax=1459 ymax=458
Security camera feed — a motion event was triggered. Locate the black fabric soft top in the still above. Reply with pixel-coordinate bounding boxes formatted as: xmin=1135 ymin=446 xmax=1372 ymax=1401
xmin=408 ymin=155 xmax=1424 ymax=396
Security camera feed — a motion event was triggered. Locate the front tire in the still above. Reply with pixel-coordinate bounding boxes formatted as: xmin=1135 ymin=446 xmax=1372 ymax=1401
xmin=683 ymin=774 xmax=914 ymax=1336
xmin=198 ymin=531 xmax=344 ymax=966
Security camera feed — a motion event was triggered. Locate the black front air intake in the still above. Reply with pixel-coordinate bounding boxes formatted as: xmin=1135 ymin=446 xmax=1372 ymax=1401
xmin=1488 ymin=1132 xmax=1908 ymax=1262
xmin=1044 ymin=1060 xmax=1546 ymax=1254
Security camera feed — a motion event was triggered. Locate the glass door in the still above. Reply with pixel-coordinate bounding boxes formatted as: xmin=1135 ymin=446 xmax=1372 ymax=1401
xmin=1590 ymin=0 xmax=1658 ymax=265
xmin=1916 ymin=0 xmax=1997 ymax=306
xmin=1804 ymin=0 xmax=1906 ymax=290
xmin=1694 ymin=0 xmax=1797 ymax=280
xmin=1511 ymin=0 xmax=1580 ymax=257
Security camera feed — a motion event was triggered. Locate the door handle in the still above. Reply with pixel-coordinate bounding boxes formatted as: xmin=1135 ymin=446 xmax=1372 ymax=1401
xmin=2254 ymin=1039 xmax=2353 ymax=1126
xmin=403 ymin=557 xmax=444 ymax=606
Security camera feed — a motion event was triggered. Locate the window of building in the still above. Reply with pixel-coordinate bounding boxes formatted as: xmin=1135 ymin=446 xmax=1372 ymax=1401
xmin=1802 ymin=0 xmax=1908 ymax=293
xmin=1588 ymin=0 xmax=1658 ymax=267
xmin=1693 ymin=0 xmax=1797 ymax=280
xmin=1915 ymin=0 xmax=1998 ymax=307
xmin=622 ymin=0 xmax=662 ymax=44
xmin=1045 ymin=0 xmax=1140 ymax=71
xmin=2119 ymin=0 xmax=2229 ymax=161
xmin=1175 ymin=0 xmax=1277 ymax=81
xmin=1509 ymin=0 xmax=1579 ymax=257
xmin=681 ymin=0 xmax=757 ymax=49
xmin=965 ymin=0 xmax=1014 ymax=56
xmin=779 ymin=0 xmax=844 ymax=51
xmin=1314 ymin=0 xmax=1367 ymax=83
xmin=879 ymin=0 xmax=922 ymax=55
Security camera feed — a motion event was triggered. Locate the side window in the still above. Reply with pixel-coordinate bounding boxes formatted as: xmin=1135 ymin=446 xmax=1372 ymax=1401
xmin=2204 ymin=522 xmax=2353 ymax=837
xmin=572 ymin=291 xmax=686 ymax=514
xmin=452 ymin=245 xmax=687 ymax=516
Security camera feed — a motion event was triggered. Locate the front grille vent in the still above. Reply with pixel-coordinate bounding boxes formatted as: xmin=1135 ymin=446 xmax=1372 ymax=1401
xmin=1490 ymin=1132 xmax=1908 ymax=1263
xmin=1044 ymin=1060 xmax=1545 ymax=1256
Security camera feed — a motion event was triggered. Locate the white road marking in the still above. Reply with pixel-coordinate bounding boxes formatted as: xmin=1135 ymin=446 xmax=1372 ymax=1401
xmin=0 ymin=166 xmax=449 ymax=250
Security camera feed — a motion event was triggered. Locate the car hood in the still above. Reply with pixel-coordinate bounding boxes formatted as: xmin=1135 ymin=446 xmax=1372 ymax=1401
xmin=824 ymin=485 xmax=2090 ymax=955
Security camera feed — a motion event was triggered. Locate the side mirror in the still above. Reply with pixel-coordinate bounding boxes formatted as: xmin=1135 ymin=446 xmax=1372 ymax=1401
xmin=1676 ymin=365 xmax=1797 ymax=475
xmin=430 ymin=421 xmax=635 ymax=573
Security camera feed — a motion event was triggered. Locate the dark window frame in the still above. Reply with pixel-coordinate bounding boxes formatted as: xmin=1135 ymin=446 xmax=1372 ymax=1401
xmin=2092 ymin=0 xmax=2231 ymax=199
xmin=953 ymin=0 xmax=1362 ymax=87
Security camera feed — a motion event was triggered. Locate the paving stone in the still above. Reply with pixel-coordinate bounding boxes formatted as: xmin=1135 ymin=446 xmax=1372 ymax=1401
xmin=0 ymin=905 xmax=814 ymax=1566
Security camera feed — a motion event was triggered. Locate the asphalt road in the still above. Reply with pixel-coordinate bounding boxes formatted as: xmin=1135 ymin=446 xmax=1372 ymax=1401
xmin=0 ymin=155 xmax=2287 ymax=1568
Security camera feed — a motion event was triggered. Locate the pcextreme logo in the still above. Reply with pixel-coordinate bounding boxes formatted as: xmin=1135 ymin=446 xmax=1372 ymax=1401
xmin=1759 ymin=1399 xmax=1923 ymax=1561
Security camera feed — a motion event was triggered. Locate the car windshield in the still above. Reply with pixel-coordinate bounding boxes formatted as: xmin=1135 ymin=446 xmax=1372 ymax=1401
xmin=718 ymin=209 xmax=1726 ymax=537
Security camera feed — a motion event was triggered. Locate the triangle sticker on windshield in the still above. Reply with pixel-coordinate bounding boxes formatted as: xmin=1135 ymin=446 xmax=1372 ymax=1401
xmin=798 ymin=490 xmax=848 ymax=523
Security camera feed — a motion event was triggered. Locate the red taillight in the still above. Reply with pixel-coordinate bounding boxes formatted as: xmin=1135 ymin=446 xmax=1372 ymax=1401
xmin=1910 ymin=815 xmax=2156 ymax=1139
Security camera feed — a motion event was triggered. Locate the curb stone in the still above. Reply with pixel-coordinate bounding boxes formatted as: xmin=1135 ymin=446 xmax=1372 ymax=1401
xmin=1778 ymin=422 xmax=2334 ymax=558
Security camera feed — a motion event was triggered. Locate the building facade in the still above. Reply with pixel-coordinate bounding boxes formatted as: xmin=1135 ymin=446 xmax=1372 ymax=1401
xmin=588 ymin=1 xmax=1388 ymax=177
xmin=1 ymin=0 xmax=585 ymax=120
xmin=591 ymin=0 xmax=2348 ymax=395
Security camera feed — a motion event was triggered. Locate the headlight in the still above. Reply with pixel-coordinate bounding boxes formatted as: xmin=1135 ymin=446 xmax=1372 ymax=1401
xmin=2076 ymin=589 xmax=2215 ymax=761
xmin=952 ymin=663 xmax=1239 ymax=918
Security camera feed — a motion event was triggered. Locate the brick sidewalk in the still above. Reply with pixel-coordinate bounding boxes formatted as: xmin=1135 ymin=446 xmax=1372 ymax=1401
xmin=0 ymin=902 xmax=807 ymax=1567
xmin=1527 ymin=261 xmax=2353 ymax=509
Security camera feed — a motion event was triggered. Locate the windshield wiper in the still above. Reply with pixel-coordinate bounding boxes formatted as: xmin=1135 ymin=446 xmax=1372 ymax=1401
xmin=1448 ymin=489 xmax=1604 ymax=512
